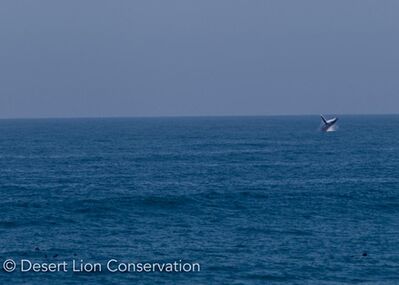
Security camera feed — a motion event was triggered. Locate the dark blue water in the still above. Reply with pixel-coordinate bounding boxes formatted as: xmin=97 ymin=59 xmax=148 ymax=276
xmin=0 ymin=115 xmax=398 ymax=284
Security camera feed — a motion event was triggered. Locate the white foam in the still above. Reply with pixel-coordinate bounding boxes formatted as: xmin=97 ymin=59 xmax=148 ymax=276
xmin=326 ymin=124 xmax=338 ymax=132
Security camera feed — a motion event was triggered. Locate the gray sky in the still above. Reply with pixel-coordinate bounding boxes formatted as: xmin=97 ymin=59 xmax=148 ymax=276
xmin=1 ymin=0 xmax=398 ymax=118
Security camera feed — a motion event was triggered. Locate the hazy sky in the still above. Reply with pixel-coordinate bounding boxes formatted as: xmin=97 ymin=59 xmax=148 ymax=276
xmin=1 ymin=0 xmax=398 ymax=118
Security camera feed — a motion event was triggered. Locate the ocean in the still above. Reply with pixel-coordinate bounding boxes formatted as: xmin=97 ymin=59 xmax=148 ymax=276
xmin=0 ymin=115 xmax=398 ymax=284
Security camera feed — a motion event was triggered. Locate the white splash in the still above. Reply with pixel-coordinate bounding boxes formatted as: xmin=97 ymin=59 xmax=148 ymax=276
xmin=319 ymin=123 xmax=339 ymax=132
xmin=326 ymin=124 xmax=338 ymax=132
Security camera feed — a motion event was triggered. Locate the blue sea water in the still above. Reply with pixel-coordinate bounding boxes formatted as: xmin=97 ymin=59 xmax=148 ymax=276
xmin=0 ymin=115 xmax=398 ymax=284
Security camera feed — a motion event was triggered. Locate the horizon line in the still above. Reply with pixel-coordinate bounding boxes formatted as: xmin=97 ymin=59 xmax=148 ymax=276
xmin=0 ymin=112 xmax=398 ymax=120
